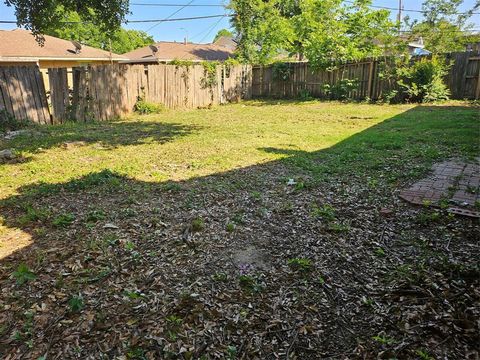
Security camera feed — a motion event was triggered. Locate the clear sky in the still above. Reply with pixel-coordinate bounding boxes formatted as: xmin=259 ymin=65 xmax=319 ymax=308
xmin=0 ymin=0 xmax=479 ymax=43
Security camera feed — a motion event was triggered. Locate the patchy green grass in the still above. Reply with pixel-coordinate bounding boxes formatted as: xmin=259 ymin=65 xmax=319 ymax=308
xmin=2 ymin=101 xmax=477 ymax=201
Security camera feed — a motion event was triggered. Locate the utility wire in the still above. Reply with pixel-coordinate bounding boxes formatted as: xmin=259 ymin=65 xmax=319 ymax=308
xmin=0 ymin=14 xmax=230 ymax=24
xmin=144 ymin=0 xmax=196 ymax=32
xmin=343 ymin=0 xmax=480 ymax=15
xmin=131 ymin=3 xmax=225 ymax=7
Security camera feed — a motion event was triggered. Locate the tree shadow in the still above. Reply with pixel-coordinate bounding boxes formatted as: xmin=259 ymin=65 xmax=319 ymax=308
xmin=0 ymin=119 xmax=200 ymax=153
xmin=0 ymin=105 xmax=478 ymax=359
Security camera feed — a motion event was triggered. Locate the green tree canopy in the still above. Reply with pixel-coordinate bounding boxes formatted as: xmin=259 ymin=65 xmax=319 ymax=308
xmin=44 ymin=9 xmax=154 ymax=54
xmin=213 ymin=29 xmax=234 ymax=42
xmin=4 ymin=0 xmax=129 ymax=39
xmin=405 ymin=0 xmax=480 ymax=53
xmin=229 ymin=0 xmax=396 ymax=68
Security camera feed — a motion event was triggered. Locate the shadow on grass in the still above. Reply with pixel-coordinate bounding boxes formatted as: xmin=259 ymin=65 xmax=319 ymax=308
xmin=0 ymin=105 xmax=478 ymax=358
xmin=1 ymin=118 xmax=200 ymax=153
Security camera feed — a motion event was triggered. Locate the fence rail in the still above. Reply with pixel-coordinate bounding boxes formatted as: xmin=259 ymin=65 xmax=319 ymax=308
xmin=0 ymin=52 xmax=478 ymax=126
xmin=1 ymin=63 xmax=252 ymax=123
xmin=252 ymin=52 xmax=480 ymax=100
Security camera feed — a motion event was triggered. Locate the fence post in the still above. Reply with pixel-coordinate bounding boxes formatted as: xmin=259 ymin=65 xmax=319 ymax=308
xmin=367 ymin=60 xmax=375 ymax=99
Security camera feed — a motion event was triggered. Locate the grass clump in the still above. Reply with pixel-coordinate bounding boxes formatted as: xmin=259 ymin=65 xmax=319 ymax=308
xmin=288 ymin=258 xmax=313 ymax=272
xmin=12 ymin=264 xmax=36 ymax=285
xmin=191 ymin=218 xmax=205 ymax=232
xmin=134 ymin=99 xmax=164 ymax=115
xmin=52 ymin=213 xmax=75 ymax=227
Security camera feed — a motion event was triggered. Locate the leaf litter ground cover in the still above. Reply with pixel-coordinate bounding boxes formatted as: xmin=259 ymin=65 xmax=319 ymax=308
xmin=0 ymin=101 xmax=479 ymax=359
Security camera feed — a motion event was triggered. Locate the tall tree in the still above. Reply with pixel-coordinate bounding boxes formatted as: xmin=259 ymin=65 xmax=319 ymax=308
xmin=44 ymin=9 xmax=154 ymax=54
xmin=229 ymin=0 xmax=396 ymax=68
xmin=213 ymin=29 xmax=234 ymax=42
xmin=405 ymin=0 xmax=480 ymax=53
xmin=4 ymin=0 xmax=129 ymax=39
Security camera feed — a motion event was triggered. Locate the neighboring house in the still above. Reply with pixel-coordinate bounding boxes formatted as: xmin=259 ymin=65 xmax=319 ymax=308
xmin=213 ymin=36 xmax=238 ymax=51
xmin=122 ymin=40 xmax=234 ymax=64
xmin=0 ymin=29 xmax=125 ymax=68
xmin=407 ymin=38 xmax=431 ymax=56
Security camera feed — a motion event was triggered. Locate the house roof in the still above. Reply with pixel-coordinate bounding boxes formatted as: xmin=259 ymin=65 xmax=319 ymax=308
xmin=0 ymin=29 xmax=125 ymax=61
xmin=213 ymin=36 xmax=238 ymax=51
xmin=122 ymin=41 xmax=234 ymax=63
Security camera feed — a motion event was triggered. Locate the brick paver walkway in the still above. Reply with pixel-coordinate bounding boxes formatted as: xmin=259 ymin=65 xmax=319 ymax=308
xmin=400 ymin=159 xmax=480 ymax=217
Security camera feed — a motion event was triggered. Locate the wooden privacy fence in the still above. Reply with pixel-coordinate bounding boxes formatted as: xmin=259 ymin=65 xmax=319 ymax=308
xmin=252 ymin=52 xmax=480 ymax=100
xmin=52 ymin=63 xmax=252 ymax=121
xmin=0 ymin=66 xmax=50 ymax=124
xmin=1 ymin=63 xmax=252 ymax=123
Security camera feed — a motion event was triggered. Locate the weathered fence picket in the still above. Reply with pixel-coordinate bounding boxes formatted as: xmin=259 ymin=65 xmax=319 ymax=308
xmin=0 ymin=66 xmax=50 ymax=124
xmin=0 ymin=52 xmax=478 ymax=126
xmin=252 ymin=52 xmax=480 ymax=101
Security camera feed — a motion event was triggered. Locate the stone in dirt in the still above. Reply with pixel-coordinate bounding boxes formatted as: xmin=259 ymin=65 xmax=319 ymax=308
xmin=0 ymin=149 xmax=16 ymax=161
xmin=4 ymin=130 xmax=29 ymax=140
xmin=62 ymin=141 xmax=87 ymax=149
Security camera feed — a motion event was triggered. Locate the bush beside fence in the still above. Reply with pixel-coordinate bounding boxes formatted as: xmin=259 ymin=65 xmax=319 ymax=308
xmin=251 ymin=52 xmax=480 ymax=101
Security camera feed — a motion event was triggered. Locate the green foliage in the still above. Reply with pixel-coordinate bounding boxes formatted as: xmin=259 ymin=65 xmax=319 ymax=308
xmin=0 ymin=110 xmax=29 ymax=133
xmin=68 ymin=295 xmax=84 ymax=312
xmin=18 ymin=206 xmax=49 ymax=226
xmin=42 ymin=7 xmax=152 ymax=54
xmin=200 ymin=61 xmax=219 ymax=89
xmin=404 ymin=0 xmax=480 ymax=54
xmin=396 ymin=57 xmax=450 ymax=103
xmin=12 ymin=264 xmax=36 ymax=285
xmin=226 ymin=222 xmax=235 ymax=232
xmin=322 ymin=79 xmax=359 ymax=100
xmin=272 ymin=62 xmax=292 ymax=81
xmin=52 ymin=213 xmax=75 ymax=227
xmin=226 ymin=345 xmax=237 ymax=359
xmin=168 ymin=59 xmax=194 ymax=68
xmin=311 ymin=203 xmax=336 ymax=221
xmin=191 ymin=218 xmax=205 ymax=232
xmin=9 ymin=1 xmax=130 ymax=41
xmin=288 ymin=258 xmax=313 ymax=272
xmin=298 ymin=89 xmax=314 ymax=101
xmin=372 ymin=334 xmax=395 ymax=345
xmin=86 ymin=209 xmax=106 ymax=222
xmin=134 ymin=99 xmax=164 ymax=115
xmin=214 ymin=29 xmax=234 ymax=42
xmin=230 ymin=0 xmax=395 ymax=67
xmin=238 ymin=274 xmax=263 ymax=293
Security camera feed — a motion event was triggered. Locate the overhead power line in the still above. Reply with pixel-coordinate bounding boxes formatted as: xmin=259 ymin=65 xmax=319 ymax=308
xmin=131 ymin=2 xmax=225 ymax=7
xmin=343 ymin=0 xmax=480 ymax=15
xmin=0 ymin=14 xmax=230 ymax=24
xmin=144 ymin=0 xmax=196 ymax=32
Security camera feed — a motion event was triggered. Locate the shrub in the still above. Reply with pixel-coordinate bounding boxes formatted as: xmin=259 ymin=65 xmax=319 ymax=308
xmin=0 ymin=110 xmax=29 ymax=133
xmin=322 ymin=78 xmax=358 ymax=100
xmin=298 ymin=89 xmax=314 ymax=101
xmin=272 ymin=62 xmax=293 ymax=81
xmin=396 ymin=57 xmax=450 ymax=103
xmin=134 ymin=99 xmax=164 ymax=114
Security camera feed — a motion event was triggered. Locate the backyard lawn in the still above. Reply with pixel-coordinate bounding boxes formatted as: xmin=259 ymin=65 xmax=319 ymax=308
xmin=0 ymin=101 xmax=479 ymax=358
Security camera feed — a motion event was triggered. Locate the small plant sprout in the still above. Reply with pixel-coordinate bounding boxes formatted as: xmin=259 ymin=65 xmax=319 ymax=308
xmin=52 ymin=213 xmax=75 ymax=227
xmin=191 ymin=218 xmax=205 ymax=232
xmin=68 ymin=295 xmax=84 ymax=312
xmin=288 ymin=258 xmax=313 ymax=272
xmin=226 ymin=222 xmax=235 ymax=232
xmin=86 ymin=209 xmax=106 ymax=222
xmin=12 ymin=264 xmax=36 ymax=285
xmin=374 ymin=247 xmax=386 ymax=257
xmin=226 ymin=345 xmax=237 ymax=359
xmin=311 ymin=203 xmax=336 ymax=221
xmin=372 ymin=334 xmax=395 ymax=345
